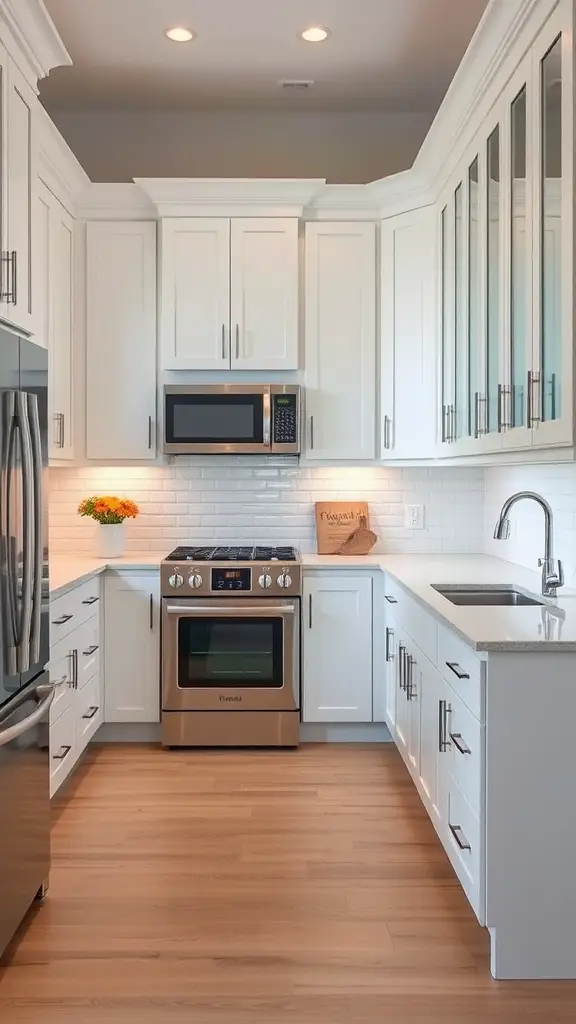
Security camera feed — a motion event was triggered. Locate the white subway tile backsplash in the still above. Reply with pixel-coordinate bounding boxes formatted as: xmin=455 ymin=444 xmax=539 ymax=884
xmin=49 ymin=459 xmax=485 ymax=555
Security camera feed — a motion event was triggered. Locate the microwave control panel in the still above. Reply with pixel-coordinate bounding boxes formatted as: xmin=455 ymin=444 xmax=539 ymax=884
xmin=272 ymin=394 xmax=298 ymax=445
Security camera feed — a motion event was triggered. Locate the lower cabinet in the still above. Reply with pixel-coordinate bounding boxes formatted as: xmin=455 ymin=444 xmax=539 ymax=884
xmin=104 ymin=574 xmax=160 ymax=723
xmin=302 ymin=573 xmax=373 ymax=723
xmin=49 ymin=579 xmax=103 ymax=797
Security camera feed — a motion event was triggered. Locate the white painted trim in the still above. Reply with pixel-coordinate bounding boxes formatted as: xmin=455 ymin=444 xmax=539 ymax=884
xmin=78 ymin=183 xmax=157 ymax=220
xmin=300 ymin=723 xmax=391 ymax=743
xmin=135 ymin=177 xmax=327 ymax=217
xmin=37 ymin=104 xmax=90 ymax=214
xmin=0 ymin=0 xmax=71 ymax=85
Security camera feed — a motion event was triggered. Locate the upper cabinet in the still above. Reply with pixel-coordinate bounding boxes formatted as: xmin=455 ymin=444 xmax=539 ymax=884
xmin=160 ymin=217 xmax=299 ymax=371
xmin=380 ymin=207 xmax=437 ymax=460
xmin=439 ymin=6 xmax=572 ymax=458
xmin=86 ymin=221 xmax=157 ymax=460
xmin=304 ymin=222 xmax=376 ymax=461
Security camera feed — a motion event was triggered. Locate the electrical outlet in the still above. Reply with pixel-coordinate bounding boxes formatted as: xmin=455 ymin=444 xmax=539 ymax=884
xmin=405 ymin=504 xmax=424 ymax=530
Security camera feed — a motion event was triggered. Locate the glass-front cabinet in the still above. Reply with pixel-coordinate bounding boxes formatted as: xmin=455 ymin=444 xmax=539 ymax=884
xmin=438 ymin=5 xmax=572 ymax=455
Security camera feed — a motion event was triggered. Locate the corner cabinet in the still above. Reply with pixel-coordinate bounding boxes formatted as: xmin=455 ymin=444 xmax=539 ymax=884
xmin=302 ymin=574 xmax=373 ymax=723
xmin=380 ymin=207 xmax=437 ymax=459
xmin=304 ymin=223 xmax=376 ymax=460
xmin=36 ymin=180 xmax=75 ymax=462
xmin=160 ymin=217 xmax=299 ymax=370
xmin=438 ymin=4 xmax=573 ymax=458
xmin=86 ymin=221 xmax=157 ymax=460
xmin=103 ymin=574 xmax=160 ymax=723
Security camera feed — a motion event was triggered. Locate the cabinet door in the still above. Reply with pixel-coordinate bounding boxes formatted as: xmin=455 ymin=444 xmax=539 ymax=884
xmin=5 ymin=60 xmax=36 ymax=334
xmin=230 ymin=218 xmax=298 ymax=370
xmin=160 ymin=218 xmax=230 ymax=370
xmin=384 ymin=616 xmax=397 ymax=730
xmin=302 ymin=575 xmax=372 ymax=723
xmin=86 ymin=222 xmax=156 ymax=460
xmin=406 ymin=649 xmax=421 ymax=778
xmin=304 ymin=223 xmax=376 ymax=460
xmin=419 ymin=657 xmax=448 ymax=829
xmin=104 ymin=575 xmax=160 ymax=723
xmin=381 ymin=207 xmax=437 ymax=459
xmin=50 ymin=197 xmax=74 ymax=461
xmin=394 ymin=629 xmax=409 ymax=758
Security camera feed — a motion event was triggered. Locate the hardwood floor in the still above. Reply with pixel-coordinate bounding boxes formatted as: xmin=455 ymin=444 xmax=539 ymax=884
xmin=0 ymin=744 xmax=575 ymax=1022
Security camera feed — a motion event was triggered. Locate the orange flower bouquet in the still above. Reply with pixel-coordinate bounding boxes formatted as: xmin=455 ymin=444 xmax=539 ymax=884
xmin=78 ymin=496 xmax=139 ymax=558
xmin=78 ymin=496 xmax=140 ymax=525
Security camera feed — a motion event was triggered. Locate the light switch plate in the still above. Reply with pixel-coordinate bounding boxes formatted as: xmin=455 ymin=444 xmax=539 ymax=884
xmin=405 ymin=504 xmax=424 ymax=529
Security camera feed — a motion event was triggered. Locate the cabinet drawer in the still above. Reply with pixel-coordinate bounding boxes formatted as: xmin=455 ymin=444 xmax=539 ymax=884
xmin=50 ymin=578 xmax=101 ymax=644
xmin=444 ymin=778 xmax=484 ymax=924
xmin=76 ymin=673 xmax=103 ymax=753
xmin=49 ymin=641 xmax=75 ymax=725
xmin=50 ymin=705 xmax=76 ymax=797
xmin=438 ymin=625 xmax=484 ymax=721
xmin=446 ymin=688 xmax=484 ymax=816
xmin=384 ymin=576 xmax=437 ymax=666
xmin=76 ymin=618 xmax=100 ymax=689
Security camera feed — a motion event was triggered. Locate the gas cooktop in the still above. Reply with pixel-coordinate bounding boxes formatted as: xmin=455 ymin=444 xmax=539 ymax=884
xmin=165 ymin=545 xmax=299 ymax=563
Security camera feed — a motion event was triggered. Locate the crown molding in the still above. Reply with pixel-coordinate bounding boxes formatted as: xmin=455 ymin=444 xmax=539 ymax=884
xmin=0 ymin=0 xmax=71 ymax=86
xmin=78 ymin=183 xmax=157 ymax=221
xmin=37 ymin=104 xmax=90 ymax=214
xmin=134 ymin=177 xmax=327 ymax=217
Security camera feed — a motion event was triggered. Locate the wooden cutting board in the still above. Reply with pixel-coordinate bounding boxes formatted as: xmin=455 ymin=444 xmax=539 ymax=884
xmin=315 ymin=502 xmax=377 ymax=555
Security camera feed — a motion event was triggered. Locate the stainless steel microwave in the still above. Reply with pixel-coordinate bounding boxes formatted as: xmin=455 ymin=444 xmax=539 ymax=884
xmin=163 ymin=384 xmax=301 ymax=455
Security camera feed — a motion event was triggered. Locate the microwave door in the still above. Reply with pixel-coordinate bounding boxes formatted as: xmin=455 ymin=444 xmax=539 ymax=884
xmin=164 ymin=388 xmax=269 ymax=455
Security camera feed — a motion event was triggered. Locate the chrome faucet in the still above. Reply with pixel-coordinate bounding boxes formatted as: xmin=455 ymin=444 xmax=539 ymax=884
xmin=493 ymin=491 xmax=564 ymax=598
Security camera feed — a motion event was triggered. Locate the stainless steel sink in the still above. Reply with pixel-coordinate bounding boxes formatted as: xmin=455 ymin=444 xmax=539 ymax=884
xmin=431 ymin=585 xmax=544 ymax=607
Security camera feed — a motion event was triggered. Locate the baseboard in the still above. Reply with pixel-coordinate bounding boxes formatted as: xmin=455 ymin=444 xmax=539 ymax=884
xmin=94 ymin=722 xmax=392 ymax=744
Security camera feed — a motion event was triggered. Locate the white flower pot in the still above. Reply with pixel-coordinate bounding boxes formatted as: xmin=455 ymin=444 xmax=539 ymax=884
xmin=97 ymin=523 xmax=125 ymax=559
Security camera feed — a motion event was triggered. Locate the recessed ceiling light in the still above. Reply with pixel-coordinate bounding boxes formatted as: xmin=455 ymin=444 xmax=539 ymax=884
xmin=165 ymin=26 xmax=195 ymax=43
xmin=299 ymin=26 xmax=330 ymax=43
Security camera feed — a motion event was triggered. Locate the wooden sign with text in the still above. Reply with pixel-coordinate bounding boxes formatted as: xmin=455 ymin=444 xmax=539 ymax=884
xmin=314 ymin=501 xmax=377 ymax=555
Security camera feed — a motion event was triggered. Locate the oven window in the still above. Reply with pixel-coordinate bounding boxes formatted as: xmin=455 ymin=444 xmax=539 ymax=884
xmin=166 ymin=393 xmax=264 ymax=444
xmin=178 ymin=617 xmax=283 ymax=688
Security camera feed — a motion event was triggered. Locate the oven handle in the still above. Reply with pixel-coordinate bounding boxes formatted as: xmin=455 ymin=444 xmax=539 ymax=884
xmin=164 ymin=604 xmax=296 ymax=617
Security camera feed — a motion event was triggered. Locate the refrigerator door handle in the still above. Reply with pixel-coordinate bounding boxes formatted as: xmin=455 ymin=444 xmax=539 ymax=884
xmin=3 ymin=392 xmax=19 ymax=676
xmin=0 ymin=681 xmax=55 ymax=747
xmin=27 ymin=393 xmax=43 ymax=668
xmin=15 ymin=391 xmax=34 ymax=673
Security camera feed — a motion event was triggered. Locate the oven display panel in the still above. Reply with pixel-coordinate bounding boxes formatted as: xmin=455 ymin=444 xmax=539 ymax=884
xmin=211 ymin=567 xmax=252 ymax=591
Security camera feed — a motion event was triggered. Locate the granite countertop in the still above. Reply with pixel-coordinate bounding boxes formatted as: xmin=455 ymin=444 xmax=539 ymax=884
xmin=51 ymin=550 xmax=576 ymax=652
xmin=303 ymin=552 xmax=576 ymax=652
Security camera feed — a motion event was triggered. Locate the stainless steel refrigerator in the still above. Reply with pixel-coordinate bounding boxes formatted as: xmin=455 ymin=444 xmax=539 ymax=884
xmin=0 ymin=330 xmax=51 ymax=957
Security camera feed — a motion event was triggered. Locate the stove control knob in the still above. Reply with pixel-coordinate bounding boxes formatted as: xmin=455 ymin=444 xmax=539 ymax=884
xmin=258 ymin=573 xmax=272 ymax=590
xmin=277 ymin=571 xmax=293 ymax=589
xmin=188 ymin=573 xmax=203 ymax=590
xmin=168 ymin=572 xmax=184 ymax=589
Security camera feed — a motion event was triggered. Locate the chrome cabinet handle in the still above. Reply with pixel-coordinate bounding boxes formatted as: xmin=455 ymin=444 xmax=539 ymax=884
xmin=60 ymin=412 xmax=65 ymax=448
xmin=11 ymin=250 xmax=17 ymax=305
xmin=221 ymin=323 xmax=226 ymax=360
xmin=527 ymin=370 xmax=541 ymax=428
xmin=449 ymin=823 xmax=471 ymax=851
xmin=383 ymin=415 xmax=392 ymax=450
xmin=398 ymin=645 xmax=407 ymax=692
xmin=385 ymin=626 xmax=394 ymax=662
xmin=82 ymin=706 xmax=99 ymax=720
xmin=308 ymin=594 xmax=313 ymax=629
xmin=1 ymin=250 xmax=17 ymax=304
xmin=72 ymin=649 xmax=78 ymax=688
xmin=235 ymin=323 xmax=240 ymax=360
xmin=438 ymin=699 xmax=447 ymax=752
xmin=450 ymin=732 xmax=471 ymax=755
xmin=385 ymin=595 xmax=398 ymax=605
xmin=148 ymin=415 xmax=153 ymax=449
xmin=498 ymin=385 xmax=512 ymax=432
xmin=406 ymin=655 xmax=417 ymax=701
xmin=52 ymin=744 xmax=72 ymax=761
xmin=449 ymin=405 xmax=456 ymax=442
xmin=441 ymin=404 xmax=447 ymax=444
xmin=82 ymin=645 xmax=99 ymax=656
xmin=82 ymin=596 xmax=99 ymax=605
xmin=309 ymin=416 xmax=314 ymax=450
xmin=149 ymin=593 xmax=154 ymax=630
xmin=445 ymin=661 xmax=470 ymax=680
xmin=52 ymin=613 xmax=73 ymax=626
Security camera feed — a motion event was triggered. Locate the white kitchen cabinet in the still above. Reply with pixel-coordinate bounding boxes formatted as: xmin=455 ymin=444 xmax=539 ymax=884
xmin=3 ymin=59 xmax=36 ymax=334
xmin=302 ymin=574 xmax=373 ymax=723
xmin=160 ymin=217 xmax=299 ymax=370
xmin=36 ymin=180 xmax=74 ymax=461
xmin=419 ymin=656 xmax=448 ymax=830
xmin=380 ymin=207 xmax=437 ymax=459
xmin=230 ymin=218 xmax=299 ymax=370
xmin=86 ymin=221 xmax=157 ymax=460
xmin=104 ymin=574 xmax=160 ymax=723
xmin=304 ymin=223 xmax=376 ymax=460
xmin=160 ymin=218 xmax=230 ymax=370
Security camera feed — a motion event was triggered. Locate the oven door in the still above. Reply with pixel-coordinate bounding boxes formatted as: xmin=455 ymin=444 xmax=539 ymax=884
xmin=162 ymin=598 xmax=299 ymax=712
xmin=163 ymin=385 xmax=271 ymax=455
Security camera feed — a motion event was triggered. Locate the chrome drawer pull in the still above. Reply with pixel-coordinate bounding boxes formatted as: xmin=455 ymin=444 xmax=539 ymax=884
xmin=438 ymin=699 xmax=451 ymax=752
xmin=449 ymin=823 xmax=471 ymax=851
xmin=82 ymin=645 xmax=99 ymax=656
xmin=52 ymin=744 xmax=72 ymax=761
xmin=53 ymin=613 xmax=73 ymax=625
xmin=82 ymin=706 xmax=99 ymax=720
xmin=450 ymin=732 xmax=471 ymax=755
xmin=385 ymin=595 xmax=398 ymax=604
xmin=446 ymin=661 xmax=470 ymax=680
xmin=385 ymin=626 xmax=394 ymax=662
xmin=82 ymin=596 xmax=99 ymax=605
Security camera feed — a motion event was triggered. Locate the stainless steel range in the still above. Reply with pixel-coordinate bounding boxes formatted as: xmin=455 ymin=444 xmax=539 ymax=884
xmin=160 ymin=546 xmax=301 ymax=748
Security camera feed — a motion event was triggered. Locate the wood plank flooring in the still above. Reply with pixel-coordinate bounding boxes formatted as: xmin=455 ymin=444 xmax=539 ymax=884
xmin=1 ymin=744 xmax=575 ymax=1022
